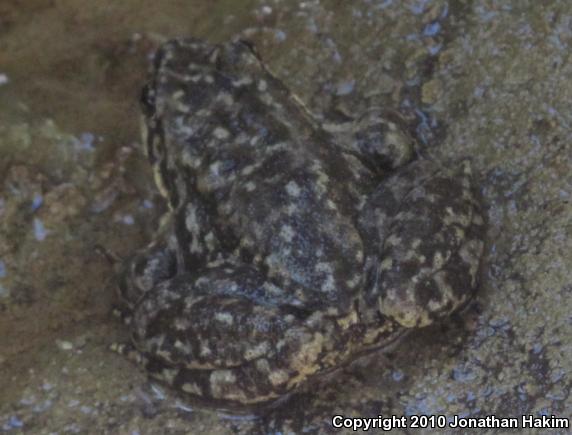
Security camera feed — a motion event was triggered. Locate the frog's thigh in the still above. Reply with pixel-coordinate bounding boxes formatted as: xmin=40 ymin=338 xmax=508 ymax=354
xmin=368 ymin=160 xmax=485 ymax=328
xmin=132 ymin=264 xmax=349 ymax=406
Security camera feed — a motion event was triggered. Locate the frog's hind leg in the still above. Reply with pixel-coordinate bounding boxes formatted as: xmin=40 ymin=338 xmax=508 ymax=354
xmin=362 ymin=159 xmax=486 ymax=328
xmin=128 ymin=263 xmax=361 ymax=409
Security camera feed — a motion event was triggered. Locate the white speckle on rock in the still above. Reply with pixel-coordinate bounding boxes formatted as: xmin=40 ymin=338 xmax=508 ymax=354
xmin=56 ymin=340 xmax=73 ymax=351
xmin=32 ymin=218 xmax=48 ymax=241
xmin=122 ymin=214 xmax=135 ymax=225
xmin=274 ymin=30 xmax=287 ymax=42
xmin=335 ymin=80 xmax=355 ymax=96
xmin=4 ymin=416 xmax=23 ymax=430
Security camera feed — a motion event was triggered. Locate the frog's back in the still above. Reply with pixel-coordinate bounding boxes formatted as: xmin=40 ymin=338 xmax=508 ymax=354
xmin=145 ymin=38 xmax=369 ymax=306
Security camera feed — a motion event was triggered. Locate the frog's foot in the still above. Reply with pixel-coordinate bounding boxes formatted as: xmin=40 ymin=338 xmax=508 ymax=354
xmin=110 ymin=341 xmax=148 ymax=367
xmin=111 ymin=304 xmax=132 ymax=325
xmin=366 ymin=159 xmax=486 ymax=328
xmin=127 ymin=264 xmax=373 ymax=410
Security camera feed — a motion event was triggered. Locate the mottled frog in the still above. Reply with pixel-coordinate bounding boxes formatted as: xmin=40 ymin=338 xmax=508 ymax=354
xmin=116 ymin=38 xmax=485 ymax=410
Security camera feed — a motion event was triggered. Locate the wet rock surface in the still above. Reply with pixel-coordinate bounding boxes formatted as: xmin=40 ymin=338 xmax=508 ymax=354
xmin=0 ymin=1 xmax=570 ymax=433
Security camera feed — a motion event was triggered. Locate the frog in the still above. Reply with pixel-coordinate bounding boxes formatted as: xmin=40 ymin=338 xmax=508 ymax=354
xmin=114 ymin=37 xmax=486 ymax=411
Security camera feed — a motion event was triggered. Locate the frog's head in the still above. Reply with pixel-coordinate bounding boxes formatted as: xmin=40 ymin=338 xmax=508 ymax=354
xmin=141 ymin=37 xmax=265 ymax=124
xmin=140 ymin=38 xmax=269 ymax=179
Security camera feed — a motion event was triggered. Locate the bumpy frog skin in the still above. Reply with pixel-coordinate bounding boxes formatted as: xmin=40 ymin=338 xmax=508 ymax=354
xmin=116 ymin=38 xmax=485 ymax=410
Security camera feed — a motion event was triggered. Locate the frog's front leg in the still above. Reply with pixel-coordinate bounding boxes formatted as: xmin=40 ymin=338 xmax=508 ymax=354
xmin=117 ymin=216 xmax=178 ymax=315
xmin=117 ymin=241 xmax=177 ymax=317
xmin=118 ymin=193 xmax=221 ymax=312
xmin=362 ymin=159 xmax=486 ymax=328
xmin=128 ymin=262 xmax=359 ymax=409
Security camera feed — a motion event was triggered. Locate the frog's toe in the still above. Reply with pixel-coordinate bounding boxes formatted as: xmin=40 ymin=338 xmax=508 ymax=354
xmin=111 ymin=305 xmax=132 ymax=325
xmin=110 ymin=341 xmax=147 ymax=367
